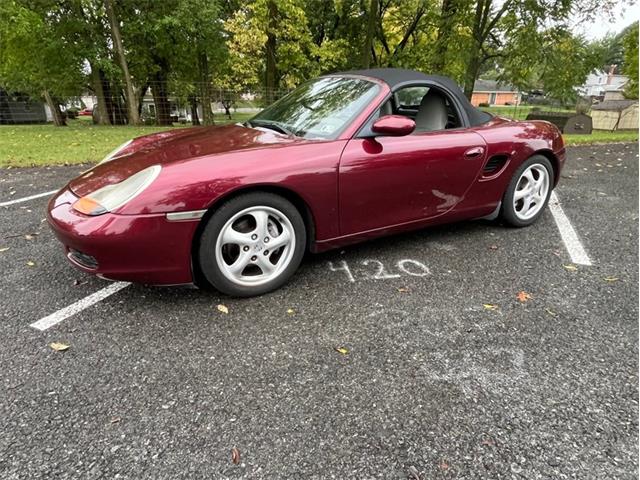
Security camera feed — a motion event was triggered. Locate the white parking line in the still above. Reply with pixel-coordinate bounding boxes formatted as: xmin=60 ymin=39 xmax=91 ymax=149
xmin=30 ymin=282 xmax=130 ymax=331
xmin=548 ymin=191 xmax=592 ymax=266
xmin=0 ymin=190 xmax=58 ymax=207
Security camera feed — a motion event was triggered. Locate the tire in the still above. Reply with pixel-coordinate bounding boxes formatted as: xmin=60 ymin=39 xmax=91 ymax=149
xmin=198 ymin=192 xmax=306 ymax=297
xmin=500 ymin=155 xmax=554 ymax=227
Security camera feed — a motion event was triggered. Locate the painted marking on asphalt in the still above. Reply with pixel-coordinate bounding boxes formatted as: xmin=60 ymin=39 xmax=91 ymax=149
xmin=0 ymin=190 xmax=58 ymax=207
xmin=328 ymin=258 xmax=431 ymax=282
xmin=30 ymin=282 xmax=130 ymax=331
xmin=548 ymin=191 xmax=592 ymax=266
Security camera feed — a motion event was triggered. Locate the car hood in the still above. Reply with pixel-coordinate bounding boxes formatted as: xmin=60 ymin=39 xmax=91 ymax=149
xmin=69 ymin=124 xmax=306 ymax=197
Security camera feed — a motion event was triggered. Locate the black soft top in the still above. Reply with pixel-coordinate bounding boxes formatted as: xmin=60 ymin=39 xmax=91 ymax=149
xmin=333 ymin=68 xmax=492 ymax=127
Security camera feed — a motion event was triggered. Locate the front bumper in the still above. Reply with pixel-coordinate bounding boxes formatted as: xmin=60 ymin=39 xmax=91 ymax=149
xmin=47 ymin=188 xmax=199 ymax=285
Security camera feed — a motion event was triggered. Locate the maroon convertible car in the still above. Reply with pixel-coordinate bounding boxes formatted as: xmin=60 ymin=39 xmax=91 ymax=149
xmin=48 ymin=68 xmax=565 ymax=296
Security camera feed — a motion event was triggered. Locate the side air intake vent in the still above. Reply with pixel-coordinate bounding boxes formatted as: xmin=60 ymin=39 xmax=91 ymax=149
xmin=483 ymin=155 xmax=509 ymax=175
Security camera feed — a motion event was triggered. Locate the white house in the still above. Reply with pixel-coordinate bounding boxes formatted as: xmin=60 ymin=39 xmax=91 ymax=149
xmin=579 ymin=65 xmax=629 ymax=99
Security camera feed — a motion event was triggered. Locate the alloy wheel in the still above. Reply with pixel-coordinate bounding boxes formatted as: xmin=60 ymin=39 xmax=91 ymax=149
xmin=214 ymin=206 xmax=296 ymax=287
xmin=513 ymin=164 xmax=550 ymax=221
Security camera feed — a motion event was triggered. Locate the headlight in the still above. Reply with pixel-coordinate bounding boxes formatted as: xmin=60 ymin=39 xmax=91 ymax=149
xmin=72 ymin=165 xmax=161 ymax=216
xmin=99 ymin=139 xmax=133 ymax=164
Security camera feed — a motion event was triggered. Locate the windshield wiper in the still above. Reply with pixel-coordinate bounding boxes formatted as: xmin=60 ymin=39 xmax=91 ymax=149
xmin=250 ymin=120 xmax=296 ymax=137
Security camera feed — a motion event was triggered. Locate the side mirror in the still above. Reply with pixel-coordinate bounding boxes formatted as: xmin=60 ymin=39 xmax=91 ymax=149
xmin=371 ymin=115 xmax=415 ymax=137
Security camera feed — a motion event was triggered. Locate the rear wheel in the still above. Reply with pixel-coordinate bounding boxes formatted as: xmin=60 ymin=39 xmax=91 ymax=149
xmin=500 ymin=155 xmax=554 ymax=227
xmin=198 ymin=193 xmax=306 ymax=297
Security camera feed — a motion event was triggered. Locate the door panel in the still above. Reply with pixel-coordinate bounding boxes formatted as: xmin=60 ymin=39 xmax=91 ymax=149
xmin=338 ymin=130 xmax=487 ymax=235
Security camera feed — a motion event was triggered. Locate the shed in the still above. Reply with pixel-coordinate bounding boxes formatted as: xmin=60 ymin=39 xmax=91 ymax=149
xmin=525 ymin=111 xmax=593 ymax=134
xmin=591 ymin=100 xmax=639 ymax=131
xmin=0 ymin=89 xmax=47 ymax=124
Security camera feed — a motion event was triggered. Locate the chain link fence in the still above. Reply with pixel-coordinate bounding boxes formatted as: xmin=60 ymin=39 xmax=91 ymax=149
xmin=1 ymin=81 xmax=592 ymax=126
xmin=0 ymin=82 xmax=295 ymax=126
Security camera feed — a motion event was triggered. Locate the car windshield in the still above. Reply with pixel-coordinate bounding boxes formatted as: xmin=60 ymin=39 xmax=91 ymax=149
xmin=248 ymin=77 xmax=380 ymax=139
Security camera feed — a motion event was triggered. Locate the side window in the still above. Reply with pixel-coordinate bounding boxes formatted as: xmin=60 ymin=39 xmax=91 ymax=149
xmin=395 ymin=87 xmax=428 ymax=109
xmin=358 ymin=84 xmax=463 ymax=137
xmin=394 ymin=85 xmax=462 ymax=131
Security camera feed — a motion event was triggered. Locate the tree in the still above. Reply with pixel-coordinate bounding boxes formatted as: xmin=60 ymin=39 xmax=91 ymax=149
xmin=433 ymin=0 xmax=622 ymax=99
xmin=0 ymin=0 xmax=86 ymax=126
xmin=225 ymin=0 xmax=316 ymax=99
xmin=162 ymin=0 xmax=228 ymax=125
xmin=361 ymin=0 xmax=378 ymax=68
xmin=539 ymin=30 xmax=602 ymax=103
xmin=104 ymin=0 xmax=140 ymax=125
xmin=622 ymin=22 xmax=638 ymax=99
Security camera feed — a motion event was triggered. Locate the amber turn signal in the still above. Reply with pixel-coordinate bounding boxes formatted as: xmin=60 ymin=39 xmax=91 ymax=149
xmin=72 ymin=197 xmax=107 ymax=216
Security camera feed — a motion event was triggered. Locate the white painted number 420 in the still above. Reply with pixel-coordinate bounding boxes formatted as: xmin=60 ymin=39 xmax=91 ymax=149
xmin=328 ymin=259 xmax=430 ymax=283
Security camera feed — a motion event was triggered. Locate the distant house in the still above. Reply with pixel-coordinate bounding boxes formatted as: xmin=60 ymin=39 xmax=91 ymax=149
xmin=471 ymin=79 xmax=521 ymax=106
xmin=579 ymin=65 xmax=629 ymax=100
xmin=591 ymin=99 xmax=638 ymax=131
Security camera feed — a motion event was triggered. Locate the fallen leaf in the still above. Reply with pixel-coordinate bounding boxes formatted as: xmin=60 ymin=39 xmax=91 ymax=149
xmin=439 ymin=459 xmax=450 ymax=470
xmin=563 ymin=264 xmax=578 ymax=271
xmin=217 ymin=304 xmax=229 ymax=314
xmin=0 ymin=247 xmax=9 ymax=252
xmin=49 ymin=342 xmax=69 ymax=352
xmin=26 ymin=261 xmax=35 ymax=267
xmin=334 ymin=346 xmax=349 ymax=355
xmin=545 ymin=308 xmax=557 ymax=317
xmin=407 ymin=465 xmax=421 ymax=480
xmin=604 ymin=276 xmax=619 ymax=282
xmin=286 ymin=308 xmax=295 ymax=314
xmin=397 ymin=287 xmax=410 ymax=293
xmin=483 ymin=304 xmax=499 ymax=311
xmin=488 ymin=244 xmax=499 ymax=250
xmin=516 ymin=291 xmax=532 ymax=303
xmin=231 ymin=447 xmax=240 ymax=464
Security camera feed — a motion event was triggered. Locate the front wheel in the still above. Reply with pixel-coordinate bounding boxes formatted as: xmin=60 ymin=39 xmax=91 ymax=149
xmin=500 ymin=155 xmax=554 ymax=227
xmin=198 ymin=193 xmax=306 ymax=297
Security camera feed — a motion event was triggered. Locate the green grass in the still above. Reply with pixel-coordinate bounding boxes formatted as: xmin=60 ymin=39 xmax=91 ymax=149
xmin=1 ymin=112 xmax=636 ymax=167
xmin=563 ymin=130 xmax=638 ymax=145
xmin=0 ymin=112 xmax=254 ymax=167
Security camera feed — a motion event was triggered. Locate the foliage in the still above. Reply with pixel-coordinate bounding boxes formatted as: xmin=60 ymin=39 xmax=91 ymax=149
xmin=224 ymin=0 xmax=316 ymax=90
xmin=622 ymin=22 xmax=638 ymax=99
xmin=0 ymin=1 xmax=85 ymax=99
xmin=0 ymin=0 xmax=632 ymax=126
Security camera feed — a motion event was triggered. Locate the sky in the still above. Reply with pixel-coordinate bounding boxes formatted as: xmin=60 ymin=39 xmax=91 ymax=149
xmin=572 ymin=0 xmax=639 ymax=39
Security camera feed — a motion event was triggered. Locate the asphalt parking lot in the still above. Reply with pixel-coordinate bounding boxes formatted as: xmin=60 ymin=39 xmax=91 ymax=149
xmin=1 ymin=143 xmax=638 ymax=479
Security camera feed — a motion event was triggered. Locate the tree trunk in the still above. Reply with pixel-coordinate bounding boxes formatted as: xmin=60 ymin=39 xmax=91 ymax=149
xmin=361 ymin=0 xmax=378 ymax=68
xmin=189 ymin=95 xmax=200 ymax=125
xmin=265 ymin=0 xmax=278 ymax=104
xmin=198 ymin=52 xmax=214 ymax=125
xmin=222 ymin=100 xmax=232 ymax=119
xmin=432 ymin=0 xmax=456 ymax=72
xmin=104 ymin=0 xmax=140 ymax=125
xmin=90 ymin=65 xmax=111 ymax=125
xmin=152 ymin=73 xmax=172 ymax=126
xmin=463 ymin=0 xmax=487 ymax=100
xmin=137 ymin=83 xmax=149 ymax=118
xmin=43 ymin=90 xmax=66 ymax=126
xmin=463 ymin=53 xmax=481 ymax=100
xmin=101 ymin=80 xmax=127 ymax=125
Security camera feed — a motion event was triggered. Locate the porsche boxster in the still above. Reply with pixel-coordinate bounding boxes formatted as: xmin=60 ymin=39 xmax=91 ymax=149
xmin=47 ymin=68 xmax=565 ymax=296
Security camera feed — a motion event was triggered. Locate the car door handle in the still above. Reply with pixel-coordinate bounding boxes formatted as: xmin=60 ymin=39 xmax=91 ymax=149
xmin=464 ymin=146 xmax=485 ymax=159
